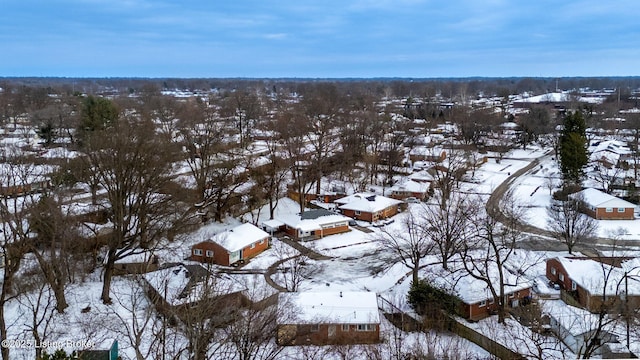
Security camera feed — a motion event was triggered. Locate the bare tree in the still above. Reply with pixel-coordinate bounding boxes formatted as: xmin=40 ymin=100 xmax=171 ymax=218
xmin=377 ymin=209 xmax=435 ymax=284
xmin=546 ymin=194 xmax=598 ymax=254
xmin=461 ymin=190 xmax=528 ymax=323
xmin=82 ymin=115 xmax=179 ymax=304
xmin=422 ymin=189 xmax=475 ymax=270
xmin=271 ymin=239 xmax=311 ymax=292
xmin=15 ymin=269 xmax=57 ymax=360
xmin=0 ymin=157 xmax=39 ymax=360
xmin=218 ymin=277 xmax=283 ymax=360
xmin=105 ymin=277 xmax=157 ymax=360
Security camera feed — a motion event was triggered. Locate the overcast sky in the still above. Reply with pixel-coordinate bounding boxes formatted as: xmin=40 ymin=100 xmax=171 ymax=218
xmin=2 ymin=0 xmax=639 ymax=78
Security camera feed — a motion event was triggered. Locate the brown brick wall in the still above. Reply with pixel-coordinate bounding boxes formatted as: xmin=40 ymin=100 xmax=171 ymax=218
xmin=594 ymin=207 xmax=634 ymax=220
xmin=191 ymin=241 xmax=230 ymax=266
xmin=277 ymin=323 xmax=380 ymax=346
xmin=241 ymin=237 xmax=269 ymax=259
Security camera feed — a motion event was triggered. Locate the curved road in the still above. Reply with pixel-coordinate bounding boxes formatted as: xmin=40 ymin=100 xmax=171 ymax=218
xmin=486 ymin=152 xmax=640 ymax=251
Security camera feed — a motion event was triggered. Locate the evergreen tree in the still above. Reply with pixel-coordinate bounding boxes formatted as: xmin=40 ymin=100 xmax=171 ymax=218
xmin=559 ymin=111 xmax=588 ymax=184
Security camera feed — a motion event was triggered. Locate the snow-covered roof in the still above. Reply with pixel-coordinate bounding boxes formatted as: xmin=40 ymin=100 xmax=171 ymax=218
xmin=431 ymin=265 xmax=532 ymax=304
xmin=276 ymin=210 xmax=351 ymax=232
xmin=278 ymin=291 xmax=380 ymax=325
xmin=553 ymin=256 xmax=640 ymax=296
xmin=210 ymin=223 xmax=270 ymax=253
xmin=336 ymin=193 xmax=403 ymax=213
xmin=390 ymin=178 xmax=429 ymax=194
xmin=409 ymin=146 xmax=446 ymax=157
xmin=143 ymin=264 xmax=246 ymax=306
xmin=541 ymin=300 xmax=613 ymax=337
xmin=571 ymin=188 xmax=636 ymax=209
xmin=409 ymin=169 xmax=435 ymax=182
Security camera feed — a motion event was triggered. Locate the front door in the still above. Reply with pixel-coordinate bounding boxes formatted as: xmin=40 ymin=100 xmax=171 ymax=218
xmin=328 ymin=325 xmax=336 ymax=339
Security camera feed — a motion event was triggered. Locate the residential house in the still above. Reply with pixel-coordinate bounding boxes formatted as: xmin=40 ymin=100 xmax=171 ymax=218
xmin=112 ymin=249 xmax=159 ymax=275
xmin=430 ymin=265 xmax=532 ymax=321
xmin=277 ymin=291 xmax=380 ymax=346
xmin=190 ymin=223 xmax=270 ymax=266
xmin=389 ymin=178 xmax=430 ymax=201
xmin=409 ymin=146 xmax=447 ymax=163
xmin=335 ymin=193 xmax=403 ymax=222
xmin=570 ymin=188 xmax=636 ymax=220
xmin=0 ymin=163 xmax=50 ymax=197
xmin=143 ymin=263 xmax=247 ymax=321
xmin=589 ymin=140 xmax=631 ymax=169
xmin=541 ymin=300 xmax=626 ymax=358
xmin=276 ymin=209 xmax=351 ymax=240
xmin=546 ymin=256 xmax=640 ymax=313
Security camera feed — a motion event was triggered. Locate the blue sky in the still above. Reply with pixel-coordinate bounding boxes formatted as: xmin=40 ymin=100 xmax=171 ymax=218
xmin=1 ymin=0 xmax=639 ymax=78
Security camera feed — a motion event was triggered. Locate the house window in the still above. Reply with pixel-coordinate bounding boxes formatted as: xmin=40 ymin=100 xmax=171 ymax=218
xmin=310 ymin=324 xmax=319 ymax=332
xmin=488 ymin=297 xmax=495 ymax=304
xmin=618 ymin=208 xmax=625 ymax=213
xmin=357 ymin=324 xmax=376 ymax=331
xmin=509 ymin=292 xmax=515 ymax=298
xmin=559 ymin=273 xmax=564 ymax=281
xmin=205 ymin=250 xmax=213 ymax=257
xmin=355 ymin=210 xmax=361 ymax=216
xmin=259 ymin=239 xmax=265 ymax=245
xmin=551 ymin=267 xmax=556 ymax=275
xmin=251 ymin=243 xmax=256 ymax=249
xmin=193 ymin=249 xmax=203 ymax=256
xmin=606 ymin=208 xmax=613 ymax=213
xmin=479 ymin=300 xmax=486 ymax=307
xmin=342 ymin=324 xmax=349 ymax=331
xmin=571 ymin=281 xmax=577 ymax=290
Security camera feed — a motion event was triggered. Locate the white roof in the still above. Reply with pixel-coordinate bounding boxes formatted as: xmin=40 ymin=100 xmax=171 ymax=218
xmin=554 ymin=256 xmax=640 ymax=296
xmin=211 ymin=223 xmax=269 ymax=252
xmin=541 ymin=300 xmax=612 ymax=337
xmin=430 ymin=262 xmax=532 ymax=304
xmin=336 ymin=193 xmax=402 ymax=213
xmin=278 ymin=291 xmax=380 ymax=325
xmin=143 ymin=264 xmax=245 ymax=306
xmin=261 ymin=219 xmax=284 ymax=229
xmin=276 ymin=212 xmax=350 ymax=232
xmin=571 ymin=188 xmax=636 ymax=209
xmin=409 ymin=169 xmax=435 ymax=182
xmin=390 ymin=178 xmax=429 ymax=194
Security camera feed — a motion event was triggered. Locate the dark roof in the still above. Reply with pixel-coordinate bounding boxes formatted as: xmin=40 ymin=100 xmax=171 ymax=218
xmin=300 ymin=208 xmax=337 ymax=220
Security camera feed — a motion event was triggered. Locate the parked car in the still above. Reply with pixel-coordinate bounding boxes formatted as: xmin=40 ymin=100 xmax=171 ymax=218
xmin=405 ymin=197 xmax=420 ymax=203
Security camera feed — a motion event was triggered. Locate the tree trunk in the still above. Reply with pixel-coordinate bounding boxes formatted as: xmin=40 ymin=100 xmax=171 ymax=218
xmin=0 ymin=300 xmax=8 ymax=360
xmin=102 ymin=252 xmax=116 ymax=304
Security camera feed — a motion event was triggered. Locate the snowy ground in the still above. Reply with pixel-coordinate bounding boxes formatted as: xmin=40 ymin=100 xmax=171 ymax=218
xmin=5 ymin=144 xmax=640 ymax=359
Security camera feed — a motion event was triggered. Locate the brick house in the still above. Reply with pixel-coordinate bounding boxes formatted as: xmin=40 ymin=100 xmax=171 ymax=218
xmin=546 ymin=256 xmax=640 ymax=313
xmin=389 ymin=178 xmax=430 ymax=201
xmin=277 ymin=291 xmax=380 ymax=346
xmin=190 ymin=223 xmax=270 ymax=266
xmin=277 ymin=209 xmax=351 ymax=240
xmin=429 ymin=265 xmax=532 ymax=321
xmin=143 ymin=263 xmax=248 ymax=321
xmin=454 ymin=275 xmax=532 ymax=321
xmin=570 ymin=188 xmax=636 ymax=220
xmin=112 ymin=249 xmax=159 ymax=275
xmin=408 ymin=146 xmax=447 ymax=163
xmin=335 ymin=193 xmax=403 ymax=222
